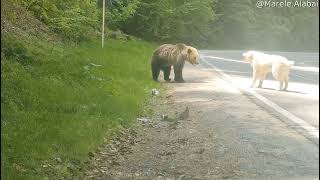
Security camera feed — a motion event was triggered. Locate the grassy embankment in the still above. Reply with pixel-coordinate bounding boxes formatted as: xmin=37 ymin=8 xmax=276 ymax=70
xmin=1 ymin=24 xmax=159 ymax=179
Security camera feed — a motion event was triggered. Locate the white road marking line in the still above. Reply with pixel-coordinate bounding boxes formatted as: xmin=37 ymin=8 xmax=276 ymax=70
xmin=201 ymin=55 xmax=319 ymax=73
xmin=201 ymin=55 xmax=248 ymax=64
xmin=291 ymin=66 xmax=319 ymax=73
xmin=201 ymin=58 xmax=319 ymax=140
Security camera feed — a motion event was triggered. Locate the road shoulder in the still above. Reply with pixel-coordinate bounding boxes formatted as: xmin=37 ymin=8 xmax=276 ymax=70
xmin=81 ymin=64 xmax=319 ymax=179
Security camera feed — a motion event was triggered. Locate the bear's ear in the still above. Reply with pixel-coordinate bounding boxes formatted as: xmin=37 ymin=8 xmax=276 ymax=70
xmin=187 ymin=48 xmax=192 ymax=54
xmin=176 ymin=43 xmax=186 ymax=50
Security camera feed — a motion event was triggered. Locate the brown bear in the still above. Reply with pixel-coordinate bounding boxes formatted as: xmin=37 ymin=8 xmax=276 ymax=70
xmin=151 ymin=43 xmax=200 ymax=82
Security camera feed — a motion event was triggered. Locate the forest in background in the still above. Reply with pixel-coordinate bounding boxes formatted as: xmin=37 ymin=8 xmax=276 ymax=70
xmin=14 ymin=0 xmax=319 ymax=51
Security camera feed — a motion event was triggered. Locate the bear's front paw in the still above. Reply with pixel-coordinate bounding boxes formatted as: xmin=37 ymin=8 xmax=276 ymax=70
xmin=165 ymin=78 xmax=171 ymax=82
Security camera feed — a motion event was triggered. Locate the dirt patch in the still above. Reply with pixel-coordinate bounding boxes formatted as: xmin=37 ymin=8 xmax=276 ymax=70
xmin=1 ymin=0 xmax=60 ymax=42
xmin=80 ymin=90 xmax=197 ymax=179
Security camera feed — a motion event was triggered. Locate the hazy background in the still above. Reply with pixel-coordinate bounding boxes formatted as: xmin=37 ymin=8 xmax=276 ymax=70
xmin=98 ymin=0 xmax=319 ymax=51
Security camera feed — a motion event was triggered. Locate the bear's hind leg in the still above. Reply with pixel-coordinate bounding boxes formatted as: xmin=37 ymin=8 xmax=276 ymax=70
xmin=151 ymin=61 xmax=161 ymax=82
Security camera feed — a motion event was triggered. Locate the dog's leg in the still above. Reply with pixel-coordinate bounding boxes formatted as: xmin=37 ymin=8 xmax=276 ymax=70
xmin=258 ymin=80 xmax=263 ymax=88
xmin=283 ymin=79 xmax=288 ymax=91
xmin=250 ymin=71 xmax=258 ymax=88
xmin=278 ymin=81 xmax=284 ymax=91
xmin=258 ymin=72 xmax=267 ymax=88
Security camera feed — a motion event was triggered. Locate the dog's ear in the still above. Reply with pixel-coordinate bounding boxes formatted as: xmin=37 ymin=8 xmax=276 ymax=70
xmin=243 ymin=52 xmax=253 ymax=58
xmin=243 ymin=52 xmax=254 ymax=62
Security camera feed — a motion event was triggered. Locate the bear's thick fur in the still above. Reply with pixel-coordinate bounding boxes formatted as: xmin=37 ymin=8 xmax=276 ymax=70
xmin=151 ymin=43 xmax=199 ymax=82
xmin=243 ymin=51 xmax=294 ymax=91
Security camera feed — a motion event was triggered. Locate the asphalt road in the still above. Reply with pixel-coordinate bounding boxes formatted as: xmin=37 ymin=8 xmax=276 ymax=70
xmin=83 ymin=53 xmax=319 ymax=179
xmin=200 ymin=50 xmax=319 ymax=129
xmin=200 ymin=50 xmax=319 ymax=132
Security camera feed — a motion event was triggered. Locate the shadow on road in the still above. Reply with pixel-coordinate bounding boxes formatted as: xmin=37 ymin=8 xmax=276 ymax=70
xmin=257 ymin=87 xmax=308 ymax=95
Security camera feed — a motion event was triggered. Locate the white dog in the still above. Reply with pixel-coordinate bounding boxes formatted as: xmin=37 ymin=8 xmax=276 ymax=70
xmin=242 ymin=51 xmax=294 ymax=91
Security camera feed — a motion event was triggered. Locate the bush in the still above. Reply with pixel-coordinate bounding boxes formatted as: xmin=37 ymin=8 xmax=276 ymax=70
xmin=1 ymin=35 xmax=33 ymax=65
xmin=17 ymin=0 xmax=99 ymax=41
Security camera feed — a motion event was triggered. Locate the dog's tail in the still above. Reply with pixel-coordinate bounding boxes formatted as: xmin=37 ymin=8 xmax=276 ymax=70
xmin=288 ymin=61 xmax=295 ymax=67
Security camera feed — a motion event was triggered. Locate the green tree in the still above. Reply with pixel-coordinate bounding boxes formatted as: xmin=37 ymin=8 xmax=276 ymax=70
xmin=120 ymin=0 xmax=216 ymax=47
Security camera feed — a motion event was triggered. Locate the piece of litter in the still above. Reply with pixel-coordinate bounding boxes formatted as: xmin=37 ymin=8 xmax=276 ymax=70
xmin=151 ymin=89 xmax=160 ymax=96
xmin=89 ymin=63 xmax=102 ymax=67
xmin=161 ymin=115 xmax=169 ymax=120
xmin=137 ymin=118 xmax=151 ymax=124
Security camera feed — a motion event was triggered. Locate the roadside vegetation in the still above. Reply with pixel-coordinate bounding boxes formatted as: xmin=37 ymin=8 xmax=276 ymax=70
xmin=1 ymin=1 xmax=157 ymax=179
xmin=1 ymin=34 xmax=157 ymax=179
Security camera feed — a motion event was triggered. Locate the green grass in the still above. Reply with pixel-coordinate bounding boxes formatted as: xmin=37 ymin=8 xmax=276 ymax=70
xmin=1 ymin=34 xmax=159 ymax=179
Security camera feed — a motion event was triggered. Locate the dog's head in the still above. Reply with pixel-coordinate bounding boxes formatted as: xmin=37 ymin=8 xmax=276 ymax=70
xmin=242 ymin=51 xmax=255 ymax=63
